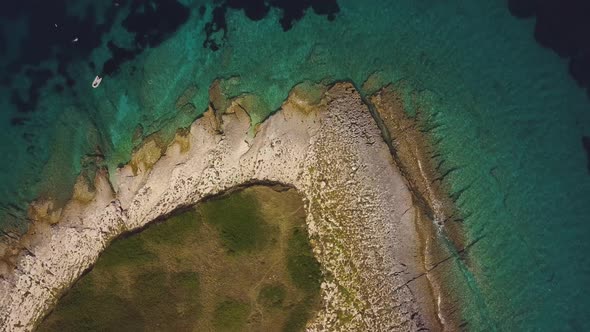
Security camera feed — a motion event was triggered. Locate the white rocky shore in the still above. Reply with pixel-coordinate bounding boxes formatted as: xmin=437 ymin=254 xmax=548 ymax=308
xmin=0 ymin=83 xmax=435 ymax=331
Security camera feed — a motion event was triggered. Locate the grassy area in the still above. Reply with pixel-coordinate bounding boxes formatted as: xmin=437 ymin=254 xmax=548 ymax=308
xmin=258 ymin=283 xmax=287 ymax=308
xmin=97 ymin=233 xmax=158 ymax=267
xmin=39 ymin=274 xmax=146 ymax=331
xmin=38 ymin=186 xmax=322 ymax=331
xmin=284 ymin=300 xmax=316 ymax=332
xmin=287 ymin=227 xmax=322 ymax=294
xmin=212 ymin=300 xmax=250 ymax=331
xmin=200 ymin=191 xmax=276 ymax=254
xmin=141 ymin=209 xmax=201 ymax=245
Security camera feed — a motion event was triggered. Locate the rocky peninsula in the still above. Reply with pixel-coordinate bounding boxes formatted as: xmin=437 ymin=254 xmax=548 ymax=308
xmin=0 ymin=82 xmax=456 ymax=331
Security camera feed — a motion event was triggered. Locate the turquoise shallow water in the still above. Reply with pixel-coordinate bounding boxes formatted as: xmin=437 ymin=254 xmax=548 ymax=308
xmin=1 ymin=1 xmax=589 ymax=330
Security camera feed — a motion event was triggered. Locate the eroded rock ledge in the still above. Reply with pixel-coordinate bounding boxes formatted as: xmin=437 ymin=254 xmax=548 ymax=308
xmin=0 ymin=83 xmax=440 ymax=331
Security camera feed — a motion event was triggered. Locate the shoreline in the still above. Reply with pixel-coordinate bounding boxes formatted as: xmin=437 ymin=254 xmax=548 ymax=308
xmin=368 ymin=82 xmax=469 ymax=331
xmin=1 ymin=81 xmax=456 ymax=331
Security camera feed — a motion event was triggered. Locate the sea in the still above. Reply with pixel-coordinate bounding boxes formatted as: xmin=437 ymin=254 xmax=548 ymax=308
xmin=1 ymin=1 xmax=589 ymax=330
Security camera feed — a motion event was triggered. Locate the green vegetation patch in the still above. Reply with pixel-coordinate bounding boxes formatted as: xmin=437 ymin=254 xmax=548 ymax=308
xmin=140 ymin=209 xmax=201 ymax=245
xmin=133 ymin=269 xmax=201 ymax=329
xmin=287 ymin=227 xmax=322 ymax=294
xmin=132 ymin=269 xmax=168 ymax=306
xmin=172 ymin=270 xmax=200 ymax=295
xmin=213 ymin=299 xmax=251 ymax=332
xmin=284 ymin=301 xmax=316 ymax=332
xmin=97 ymin=233 xmax=157 ymax=268
xmin=201 ymin=190 xmax=275 ymax=254
xmin=39 ymin=275 xmax=146 ymax=332
xmin=258 ymin=283 xmax=287 ymax=308
xmin=171 ymin=271 xmax=201 ymax=320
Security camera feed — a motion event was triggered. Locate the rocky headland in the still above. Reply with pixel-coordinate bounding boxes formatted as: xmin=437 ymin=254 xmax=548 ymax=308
xmin=0 ymin=82 xmax=458 ymax=331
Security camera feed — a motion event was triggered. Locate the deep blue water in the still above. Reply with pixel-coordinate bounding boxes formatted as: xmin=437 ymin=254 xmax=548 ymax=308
xmin=1 ymin=1 xmax=589 ymax=330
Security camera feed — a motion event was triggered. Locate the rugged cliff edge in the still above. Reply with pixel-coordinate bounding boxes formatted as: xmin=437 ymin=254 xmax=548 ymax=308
xmin=0 ymin=82 xmax=446 ymax=331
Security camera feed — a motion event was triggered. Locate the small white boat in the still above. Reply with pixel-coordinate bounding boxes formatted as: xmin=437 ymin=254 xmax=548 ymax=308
xmin=92 ymin=76 xmax=102 ymax=88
